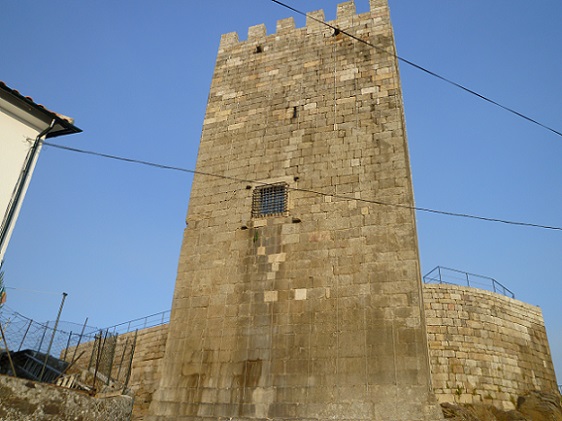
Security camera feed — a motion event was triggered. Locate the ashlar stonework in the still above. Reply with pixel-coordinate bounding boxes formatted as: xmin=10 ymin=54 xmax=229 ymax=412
xmin=148 ymin=1 xmax=443 ymax=420
xmin=68 ymin=286 xmax=557 ymax=420
xmin=424 ymin=284 xmax=559 ymax=410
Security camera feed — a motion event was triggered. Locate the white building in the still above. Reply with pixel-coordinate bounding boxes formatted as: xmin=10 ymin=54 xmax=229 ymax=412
xmin=0 ymin=81 xmax=81 ymax=265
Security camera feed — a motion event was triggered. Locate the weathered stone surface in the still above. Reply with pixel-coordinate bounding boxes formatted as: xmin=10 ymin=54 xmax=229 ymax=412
xmin=440 ymin=392 xmax=562 ymax=421
xmin=0 ymin=374 xmax=133 ymax=420
xmin=517 ymin=391 xmax=562 ymax=420
xmin=441 ymin=402 xmax=483 ymax=421
xmin=66 ymin=324 xmax=168 ymax=421
xmin=147 ymin=0 xmax=442 ymax=419
xmin=425 ymin=284 xmax=558 ymax=410
xmin=79 ymin=285 xmax=556 ymax=419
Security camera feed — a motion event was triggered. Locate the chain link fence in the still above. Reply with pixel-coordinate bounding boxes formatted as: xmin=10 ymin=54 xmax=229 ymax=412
xmin=0 ymin=306 xmax=136 ymax=394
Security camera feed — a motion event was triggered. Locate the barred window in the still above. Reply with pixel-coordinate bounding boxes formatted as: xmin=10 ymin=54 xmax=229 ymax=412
xmin=252 ymin=183 xmax=288 ymax=218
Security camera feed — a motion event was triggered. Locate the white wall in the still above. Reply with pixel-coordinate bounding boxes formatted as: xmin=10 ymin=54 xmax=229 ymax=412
xmin=0 ymin=103 xmax=45 ymax=262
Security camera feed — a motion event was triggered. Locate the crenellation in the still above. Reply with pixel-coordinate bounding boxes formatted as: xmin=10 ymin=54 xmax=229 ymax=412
xmin=276 ymin=17 xmax=295 ymax=33
xmin=220 ymin=3 xmax=394 ymax=57
xmin=218 ymin=31 xmax=238 ymax=51
xmin=337 ymin=1 xmax=357 ymax=19
xmin=248 ymin=23 xmax=266 ymax=41
xmin=306 ymin=9 xmax=326 ymax=33
xmin=370 ymin=0 xmax=389 ymax=13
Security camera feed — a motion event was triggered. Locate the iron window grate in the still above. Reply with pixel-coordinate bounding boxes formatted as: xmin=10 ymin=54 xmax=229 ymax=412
xmin=252 ymin=183 xmax=288 ymax=218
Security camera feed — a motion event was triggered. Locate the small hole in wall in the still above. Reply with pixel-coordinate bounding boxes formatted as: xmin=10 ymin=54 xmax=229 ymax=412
xmin=292 ymin=106 xmax=298 ymax=119
xmin=293 ymin=176 xmax=299 ymax=182
xmin=246 ymin=185 xmax=252 ymax=190
xmin=332 ymin=27 xmax=341 ymax=37
xmin=255 ymin=45 xmax=263 ymax=53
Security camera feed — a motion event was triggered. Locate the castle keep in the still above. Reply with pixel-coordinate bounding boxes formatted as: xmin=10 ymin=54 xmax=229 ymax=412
xmin=149 ymin=1 xmax=443 ymax=419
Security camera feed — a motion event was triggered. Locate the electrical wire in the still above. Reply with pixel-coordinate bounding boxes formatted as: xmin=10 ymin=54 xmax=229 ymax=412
xmin=4 ymin=287 xmax=61 ymax=296
xmin=42 ymin=141 xmax=562 ymax=232
xmin=270 ymin=0 xmax=562 ymax=138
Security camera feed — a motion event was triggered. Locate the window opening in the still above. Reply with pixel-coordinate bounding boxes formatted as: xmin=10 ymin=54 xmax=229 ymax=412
xmin=252 ymin=183 xmax=288 ymax=218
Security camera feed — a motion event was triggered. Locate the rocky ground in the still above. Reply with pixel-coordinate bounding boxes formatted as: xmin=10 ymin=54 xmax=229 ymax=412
xmin=441 ymin=391 xmax=562 ymax=421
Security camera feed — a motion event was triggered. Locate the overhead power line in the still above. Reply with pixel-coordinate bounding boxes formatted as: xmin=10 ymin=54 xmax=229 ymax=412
xmin=42 ymin=141 xmax=562 ymax=232
xmin=270 ymin=0 xmax=562 ymax=138
xmin=4 ymin=287 xmax=61 ymax=296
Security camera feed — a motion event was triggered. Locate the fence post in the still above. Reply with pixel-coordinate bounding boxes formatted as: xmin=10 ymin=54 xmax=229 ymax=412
xmin=18 ymin=318 xmax=33 ymax=351
xmin=116 ymin=337 xmax=130 ymax=382
xmin=63 ymin=332 xmax=72 ymax=361
xmin=122 ymin=330 xmax=138 ymax=394
xmin=106 ymin=333 xmax=118 ymax=385
xmin=37 ymin=321 xmax=49 ymax=353
xmin=93 ymin=330 xmax=108 ymax=391
xmin=0 ymin=322 xmax=16 ymax=376
xmin=39 ymin=292 xmax=67 ymax=382
xmin=71 ymin=317 xmax=89 ymax=363
xmin=88 ymin=333 xmax=99 ymax=371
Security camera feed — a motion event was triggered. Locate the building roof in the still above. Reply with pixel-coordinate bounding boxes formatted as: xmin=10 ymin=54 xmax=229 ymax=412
xmin=0 ymin=81 xmax=82 ymax=138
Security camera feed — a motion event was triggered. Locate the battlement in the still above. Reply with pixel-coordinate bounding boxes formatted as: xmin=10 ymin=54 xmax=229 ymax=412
xmin=219 ymin=0 xmax=390 ymax=50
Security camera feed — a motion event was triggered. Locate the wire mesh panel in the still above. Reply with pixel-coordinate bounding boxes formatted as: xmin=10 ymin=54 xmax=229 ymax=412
xmin=0 ymin=307 xmax=135 ymax=392
xmin=82 ymin=330 xmax=136 ymax=390
xmin=89 ymin=332 xmax=116 ymax=381
xmin=252 ymin=183 xmax=288 ymax=218
xmin=0 ymin=308 xmax=97 ymax=357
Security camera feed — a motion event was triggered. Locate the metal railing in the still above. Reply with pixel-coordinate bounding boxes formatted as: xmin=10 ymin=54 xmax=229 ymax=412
xmin=90 ymin=309 xmax=171 ymax=336
xmin=423 ymin=266 xmax=515 ymax=298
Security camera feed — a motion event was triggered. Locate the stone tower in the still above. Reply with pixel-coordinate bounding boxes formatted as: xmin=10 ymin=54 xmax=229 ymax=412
xmin=149 ymin=1 xmax=443 ymax=419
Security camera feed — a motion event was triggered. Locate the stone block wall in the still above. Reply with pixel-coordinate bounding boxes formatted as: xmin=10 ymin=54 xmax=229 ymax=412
xmin=424 ymin=283 xmax=558 ymax=410
xmin=65 ymin=324 xmax=168 ymax=420
xmin=127 ymin=325 xmax=168 ymax=419
xmin=148 ymin=0 xmax=442 ymax=419
xmin=77 ymin=286 xmax=558 ymax=419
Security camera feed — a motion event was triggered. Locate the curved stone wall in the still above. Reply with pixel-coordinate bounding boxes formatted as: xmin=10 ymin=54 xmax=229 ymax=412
xmin=68 ymin=285 xmax=559 ymax=419
xmin=423 ymin=283 xmax=558 ymax=410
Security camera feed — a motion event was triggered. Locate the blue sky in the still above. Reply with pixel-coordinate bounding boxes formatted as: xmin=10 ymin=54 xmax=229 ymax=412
xmin=1 ymin=1 xmax=561 ymax=380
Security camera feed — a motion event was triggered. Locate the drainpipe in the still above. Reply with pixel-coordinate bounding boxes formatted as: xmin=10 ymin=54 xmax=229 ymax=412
xmin=0 ymin=119 xmax=56 ymax=264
